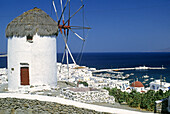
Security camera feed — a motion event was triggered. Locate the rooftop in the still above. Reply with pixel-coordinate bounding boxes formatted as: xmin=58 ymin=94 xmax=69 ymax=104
xmin=6 ymin=7 xmax=58 ymax=38
xmin=130 ymin=81 xmax=144 ymax=87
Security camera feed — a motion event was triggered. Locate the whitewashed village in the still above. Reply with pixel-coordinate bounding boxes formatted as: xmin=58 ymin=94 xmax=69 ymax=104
xmin=0 ymin=1 xmax=170 ymax=114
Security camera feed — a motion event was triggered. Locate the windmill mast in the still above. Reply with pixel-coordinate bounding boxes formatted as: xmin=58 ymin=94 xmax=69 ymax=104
xmin=52 ymin=0 xmax=91 ymax=81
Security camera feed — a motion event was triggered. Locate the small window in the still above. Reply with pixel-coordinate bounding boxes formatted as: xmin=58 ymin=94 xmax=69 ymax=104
xmin=27 ymin=35 xmax=33 ymax=43
xmin=20 ymin=63 xmax=29 ymax=67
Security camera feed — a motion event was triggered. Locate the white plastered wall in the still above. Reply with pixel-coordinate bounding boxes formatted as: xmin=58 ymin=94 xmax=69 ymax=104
xmin=8 ymin=34 xmax=57 ymax=91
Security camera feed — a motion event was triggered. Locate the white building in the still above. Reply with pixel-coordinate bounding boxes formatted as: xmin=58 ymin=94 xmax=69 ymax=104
xmin=57 ymin=63 xmax=93 ymax=82
xmin=5 ymin=8 xmax=58 ymax=92
xmin=130 ymin=81 xmax=145 ymax=93
xmin=150 ymin=80 xmax=170 ymax=92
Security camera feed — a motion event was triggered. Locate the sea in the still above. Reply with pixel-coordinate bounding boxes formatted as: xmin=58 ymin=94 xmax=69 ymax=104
xmin=1 ymin=52 xmax=170 ymax=85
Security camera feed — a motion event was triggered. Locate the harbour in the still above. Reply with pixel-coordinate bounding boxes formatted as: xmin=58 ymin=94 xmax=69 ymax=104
xmin=93 ymin=65 xmax=166 ymax=73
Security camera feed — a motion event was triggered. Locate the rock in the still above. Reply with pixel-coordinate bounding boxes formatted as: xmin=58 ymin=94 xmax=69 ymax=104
xmin=62 ymin=108 xmax=68 ymax=112
xmin=0 ymin=109 xmax=6 ymax=114
xmin=23 ymin=103 xmax=29 ymax=108
xmin=3 ymin=109 xmax=11 ymax=114
xmin=11 ymin=108 xmax=15 ymax=114
xmin=27 ymin=109 xmax=33 ymax=114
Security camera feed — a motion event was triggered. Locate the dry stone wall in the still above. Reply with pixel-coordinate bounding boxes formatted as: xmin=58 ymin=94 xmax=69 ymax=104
xmin=0 ymin=98 xmax=110 ymax=114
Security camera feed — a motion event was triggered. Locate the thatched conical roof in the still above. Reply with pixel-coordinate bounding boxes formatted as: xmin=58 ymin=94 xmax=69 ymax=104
xmin=6 ymin=7 xmax=58 ymax=38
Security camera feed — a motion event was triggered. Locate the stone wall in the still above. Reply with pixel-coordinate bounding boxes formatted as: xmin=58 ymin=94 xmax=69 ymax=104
xmin=0 ymin=98 xmax=110 ymax=114
xmin=60 ymin=87 xmax=115 ymax=104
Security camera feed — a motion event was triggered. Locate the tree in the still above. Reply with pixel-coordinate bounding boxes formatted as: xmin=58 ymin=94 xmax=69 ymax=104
xmin=127 ymin=90 xmax=141 ymax=108
xmin=104 ymin=87 xmax=170 ymax=111
xmin=79 ymin=81 xmax=88 ymax=87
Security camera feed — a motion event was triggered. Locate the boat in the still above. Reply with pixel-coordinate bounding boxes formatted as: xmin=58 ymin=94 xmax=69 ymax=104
xmin=150 ymin=77 xmax=154 ymax=80
xmin=125 ymin=74 xmax=130 ymax=78
xmin=144 ymin=79 xmax=149 ymax=81
xmin=121 ymin=77 xmax=126 ymax=79
xmin=145 ymin=84 xmax=149 ymax=86
xmin=143 ymin=75 xmax=149 ymax=78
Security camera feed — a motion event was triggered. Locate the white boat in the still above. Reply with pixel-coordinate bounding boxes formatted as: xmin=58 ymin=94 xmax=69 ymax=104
xmin=130 ymin=73 xmax=134 ymax=75
xmin=135 ymin=65 xmax=149 ymax=70
xmin=150 ymin=77 xmax=154 ymax=80
xmin=143 ymin=75 xmax=149 ymax=78
xmin=144 ymin=79 xmax=149 ymax=81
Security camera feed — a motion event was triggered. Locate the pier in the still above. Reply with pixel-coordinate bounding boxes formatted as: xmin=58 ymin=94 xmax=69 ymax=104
xmin=92 ymin=66 xmax=166 ymax=73
xmin=0 ymin=54 xmax=7 ymax=57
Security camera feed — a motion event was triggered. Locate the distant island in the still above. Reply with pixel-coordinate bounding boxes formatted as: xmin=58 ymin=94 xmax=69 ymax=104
xmin=150 ymin=47 xmax=170 ymax=52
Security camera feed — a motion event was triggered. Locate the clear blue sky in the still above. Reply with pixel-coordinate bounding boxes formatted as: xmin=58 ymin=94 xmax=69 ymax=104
xmin=1 ymin=0 xmax=170 ymax=53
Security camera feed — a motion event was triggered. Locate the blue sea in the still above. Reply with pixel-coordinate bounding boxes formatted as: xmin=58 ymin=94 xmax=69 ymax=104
xmin=1 ymin=52 xmax=170 ymax=85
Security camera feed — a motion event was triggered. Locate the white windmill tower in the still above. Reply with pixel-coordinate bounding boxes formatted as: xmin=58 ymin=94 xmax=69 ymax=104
xmin=6 ymin=8 xmax=58 ymax=92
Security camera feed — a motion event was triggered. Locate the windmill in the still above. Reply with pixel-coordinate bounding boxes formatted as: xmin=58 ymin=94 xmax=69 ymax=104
xmin=52 ymin=0 xmax=91 ymax=79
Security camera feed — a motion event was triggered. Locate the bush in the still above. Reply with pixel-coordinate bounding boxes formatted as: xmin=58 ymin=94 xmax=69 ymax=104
xmin=79 ymin=81 xmax=88 ymax=87
xmin=104 ymin=87 xmax=170 ymax=111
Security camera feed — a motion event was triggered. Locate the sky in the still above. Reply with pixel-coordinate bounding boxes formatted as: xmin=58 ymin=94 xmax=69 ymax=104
xmin=1 ymin=0 xmax=170 ymax=53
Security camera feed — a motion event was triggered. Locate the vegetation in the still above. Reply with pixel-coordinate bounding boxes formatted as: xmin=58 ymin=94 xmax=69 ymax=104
xmin=104 ymin=87 xmax=170 ymax=111
xmin=79 ymin=81 xmax=88 ymax=87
